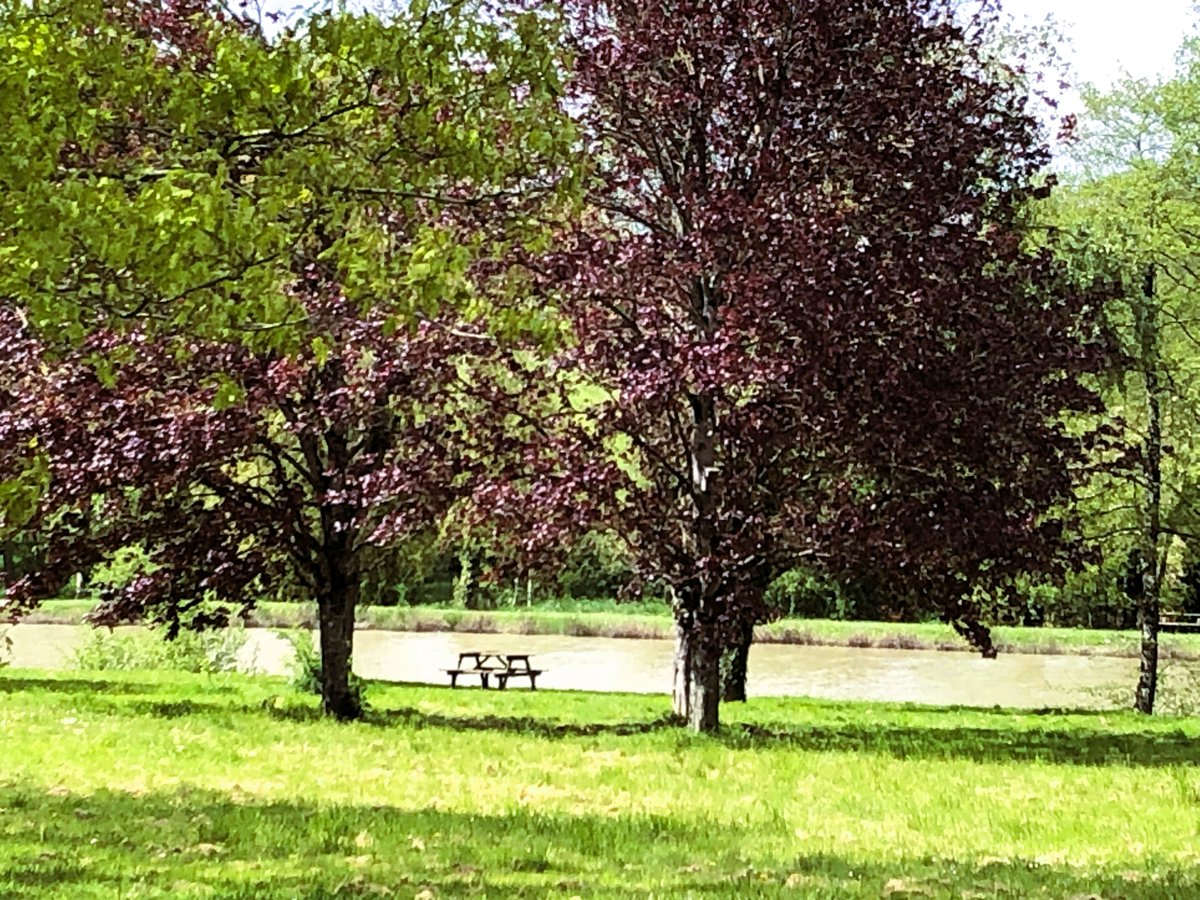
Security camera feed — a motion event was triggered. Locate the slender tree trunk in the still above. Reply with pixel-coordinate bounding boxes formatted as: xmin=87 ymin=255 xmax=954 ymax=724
xmin=316 ymin=559 xmax=361 ymax=721
xmin=722 ymin=617 xmax=754 ymax=702
xmin=1135 ymin=264 xmax=1162 ymax=715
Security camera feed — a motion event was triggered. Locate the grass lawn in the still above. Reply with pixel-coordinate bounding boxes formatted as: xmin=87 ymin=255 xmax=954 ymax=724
xmin=27 ymin=598 xmax=1200 ymax=660
xmin=1 ymin=669 xmax=1199 ymax=897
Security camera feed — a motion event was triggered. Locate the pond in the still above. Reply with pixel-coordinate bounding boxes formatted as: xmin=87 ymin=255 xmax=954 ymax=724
xmin=5 ymin=623 xmax=1148 ymax=710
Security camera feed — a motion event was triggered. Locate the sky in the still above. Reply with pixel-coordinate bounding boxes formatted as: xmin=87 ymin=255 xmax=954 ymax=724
xmin=256 ymin=0 xmax=1196 ymax=115
xmin=1000 ymin=0 xmax=1196 ymax=91
xmin=260 ymin=1 xmax=1197 ymax=92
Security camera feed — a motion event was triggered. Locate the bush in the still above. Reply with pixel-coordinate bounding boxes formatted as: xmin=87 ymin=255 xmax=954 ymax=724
xmin=765 ymin=568 xmax=849 ymax=620
xmin=276 ymin=629 xmax=369 ymax=711
xmin=555 ymin=533 xmax=635 ymax=599
xmin=1175 ymin=547 xmax=1200 ymax=616
xmin=71 ymin=623 xmax=250 ymax=674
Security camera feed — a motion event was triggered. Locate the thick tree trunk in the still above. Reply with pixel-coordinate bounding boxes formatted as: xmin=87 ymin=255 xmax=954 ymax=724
xmin=316 ymin=563 xmax=361 ymax=721
xmin=672 ymin=614 xmax=691 ymax=719
xmin=1135 ymin=264 xmax=1162 ymax=715
xmin=673 ymin=275 xmax=725 ymax=733
xmin=672 ymin=614 xmax=721 ymax=732
xmin=722 ymin=618 xmax=754 ymax=702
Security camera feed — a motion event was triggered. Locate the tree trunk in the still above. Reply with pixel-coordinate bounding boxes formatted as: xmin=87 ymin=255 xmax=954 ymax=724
xmin=722 ymin=618 xmax=754 ymax=702
xmin=1136 ymin=588 xmax=1159 ymax=714
xmin=316 ymin=564 xmax=361 ymax=721
xmin=672 ymin=614 xmax=720 ymax=732
xmin=1135 ymin=264 xmax=1162 ymax=715
xmin=672 ymin=613 xmax=691 ymax=719
xmin=673 ymin=274 xmax=724 ymax=733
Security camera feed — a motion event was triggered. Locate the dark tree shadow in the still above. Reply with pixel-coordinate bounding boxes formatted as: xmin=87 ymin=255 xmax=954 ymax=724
xmin=8 ymin=671 xmax=1197 ymax=769
xmin=126 ymin=692 xmax=1200 ymax=768
xmin=0 ymin=674 xmax=238 ymax=697
xmin=714 ymin=718 xmax=1200 ymax=767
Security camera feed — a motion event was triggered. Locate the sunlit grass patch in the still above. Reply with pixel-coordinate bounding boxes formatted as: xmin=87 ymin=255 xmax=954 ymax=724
xmin=1 ymin=670 xmax=1199 ymax=897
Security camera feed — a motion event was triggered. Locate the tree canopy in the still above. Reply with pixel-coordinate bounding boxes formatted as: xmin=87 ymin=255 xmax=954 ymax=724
xmin=478 ymin=0 xmax=1116 ymax=731
xmin=0 ymin=0 xmax=578 ymax=719
xmin=0 ymin=0 xmax=1128 ymax=730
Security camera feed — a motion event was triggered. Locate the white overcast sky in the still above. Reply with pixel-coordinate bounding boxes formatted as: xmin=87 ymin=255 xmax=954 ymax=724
xmin=258 ymin=0 xmax=1197 ymax=105
xmin=1000 ymin=0 xmax=1196 ymax=89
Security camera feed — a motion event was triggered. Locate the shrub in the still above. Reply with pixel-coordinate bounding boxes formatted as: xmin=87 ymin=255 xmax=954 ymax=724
xmin=276 ymin=629 xmax=369 ymax=711
xmin=555 ymin=532 xmax=635 ymax=599
xmin=71 ymin=623 xmax=249 ymax=674
xmin=765 ymin=567 xmax=846 ymax=619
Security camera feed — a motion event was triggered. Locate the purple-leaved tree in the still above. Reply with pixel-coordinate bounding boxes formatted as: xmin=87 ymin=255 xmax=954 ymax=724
xmin=0 ymin=0 xmax=577 ymax=719
xmin=477 ymin=0 xmax=1116 ymax=731
xmin=0 ymin=276 xmax=525 ymax=719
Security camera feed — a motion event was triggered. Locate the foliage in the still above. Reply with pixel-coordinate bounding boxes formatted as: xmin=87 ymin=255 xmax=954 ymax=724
xmin=0 ymin=0 xmax=578 ymax=721
xmin=2 ymin=671 xmax=1200 ymax=897
xmin=764 ymin=568 xmax=849 ymax=621
xmin=70 ymin=623 xmax=249 ymax=675
xmin=1052 ymin=55 xmax=1200 ymax=710
xmin=0 ymin=0 xmax=578 ymax=347
xmin=479 ymin=0 xmax=1117 ymax=729
xmin=553 ymin=531 xmax=636 ymax=600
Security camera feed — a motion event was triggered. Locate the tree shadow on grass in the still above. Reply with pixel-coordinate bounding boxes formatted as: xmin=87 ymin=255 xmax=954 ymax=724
xmin=390 ymin=701 xmax=1200 ymax=768
xmin=0 ymin=785 xmax=1193 ymax=899
xmin=0 ymin=674 xmax=238 ymax=697
xmin=32 ymin=670 xmax=1198 ymax=770
xmin=716 ymin=718 xmax=1200 ymax=767
xmin=118 ymin=694 xmax=1200 ymax=768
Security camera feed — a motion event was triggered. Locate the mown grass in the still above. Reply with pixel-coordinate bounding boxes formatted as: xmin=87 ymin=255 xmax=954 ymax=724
xmin=27 ymin=598 xmax=1200 ymax=660
xmin=2 ymin=669 xmax=1200 ymax=897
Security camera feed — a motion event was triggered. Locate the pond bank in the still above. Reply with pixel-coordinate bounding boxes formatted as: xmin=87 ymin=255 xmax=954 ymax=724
xmin=20 ymin=599 xmax=1200 ymax=660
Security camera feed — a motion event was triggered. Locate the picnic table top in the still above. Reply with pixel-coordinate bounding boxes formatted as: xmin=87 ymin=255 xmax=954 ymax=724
xmin=454 ymin=651 xmax=535 ymax=671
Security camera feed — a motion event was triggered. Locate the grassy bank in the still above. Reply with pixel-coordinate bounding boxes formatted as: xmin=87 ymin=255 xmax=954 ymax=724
xmin=1 ymin=669 xmax=1199 ymax=897
xmin=25 ymin=598 xmax=1200 ymax=660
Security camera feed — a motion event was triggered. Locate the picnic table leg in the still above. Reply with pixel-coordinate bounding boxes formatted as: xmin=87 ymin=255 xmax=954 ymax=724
xmin=496 ymin=674 xmax=508 ymax=690
xmin=529 ymin=673 xmax=537 ymax=690
xmin=449 ymin=672 xmax=458 ymax=688
xmin=481 ymin=673 xmax=490 ymax=689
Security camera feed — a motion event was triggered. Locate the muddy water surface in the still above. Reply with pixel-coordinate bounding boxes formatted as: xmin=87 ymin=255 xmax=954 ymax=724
xmin=7 ymin=624 xmax=1144 ymax=709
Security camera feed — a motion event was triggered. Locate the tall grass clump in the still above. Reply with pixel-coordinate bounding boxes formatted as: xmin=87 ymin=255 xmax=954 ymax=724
xmin=71 ymin=624 xmax=250 ymax=674
xmin=276 ymin=628 xmax=369 ymax=711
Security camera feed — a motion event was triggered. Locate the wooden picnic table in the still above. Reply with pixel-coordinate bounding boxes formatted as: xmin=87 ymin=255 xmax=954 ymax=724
xmin=1161 ymin=613 xmax=1200 ymax=634
xmin=444 ymin=652 xmax=543 ymax=690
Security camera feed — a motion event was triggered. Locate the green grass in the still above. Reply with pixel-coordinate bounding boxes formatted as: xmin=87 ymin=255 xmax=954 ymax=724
xmin=27 ymin=598 xmax=1200 ymax=659
xmin=2 ymin=669 xmax=1200 ymax=897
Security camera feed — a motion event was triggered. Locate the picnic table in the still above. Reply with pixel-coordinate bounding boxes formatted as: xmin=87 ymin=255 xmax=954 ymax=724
xmin=1161 ymin=613 xmax=1200 ymax=633
xmin=444 ymin=651 xmax=543 ymax=690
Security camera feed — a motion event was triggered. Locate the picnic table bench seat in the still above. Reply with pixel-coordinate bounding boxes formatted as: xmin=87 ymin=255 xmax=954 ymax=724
xmin=494 ymin=668 xmax=543 ymax=690
xmin=443 ymin=666 xmax=499 ymax=688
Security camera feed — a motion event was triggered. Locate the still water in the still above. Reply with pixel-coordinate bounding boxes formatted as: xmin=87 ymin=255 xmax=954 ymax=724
xmin=6 ymin=624 xmax=1143 ymax=710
